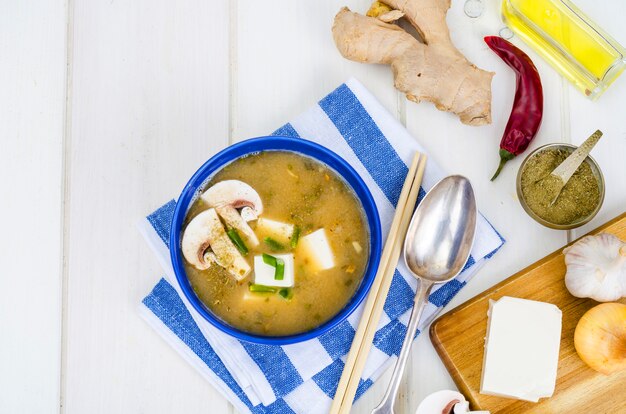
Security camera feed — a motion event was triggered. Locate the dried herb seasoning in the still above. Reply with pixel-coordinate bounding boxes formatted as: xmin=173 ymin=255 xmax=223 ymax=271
xmin=520 ymin=148 xmax=600 ymax=225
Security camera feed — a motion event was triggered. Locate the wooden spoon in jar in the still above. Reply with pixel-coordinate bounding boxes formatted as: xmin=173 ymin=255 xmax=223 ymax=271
xmin=543 ymin=130 xmax=603 ymax=206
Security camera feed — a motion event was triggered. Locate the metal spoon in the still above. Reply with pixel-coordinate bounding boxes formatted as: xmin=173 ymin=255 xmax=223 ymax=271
xmin=544 ymin=130 xmax=603 ymax=205
xmin=372 ymin=175 xmax=477 ymax=414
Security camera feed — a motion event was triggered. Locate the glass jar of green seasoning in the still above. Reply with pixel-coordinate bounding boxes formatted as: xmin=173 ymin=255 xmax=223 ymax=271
xmin=517 ymin=143 xmax=605 ymax=229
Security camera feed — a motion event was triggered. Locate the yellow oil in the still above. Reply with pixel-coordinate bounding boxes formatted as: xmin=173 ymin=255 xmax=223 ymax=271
xmin=502 ymin=0 xmax=626 ymax=99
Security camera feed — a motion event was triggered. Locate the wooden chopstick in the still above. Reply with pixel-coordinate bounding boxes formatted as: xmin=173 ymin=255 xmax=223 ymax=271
xmin=330 ymin=152 xmax=427 ymax=414
xmin=339 ymin=154 xmax=427 ymax=413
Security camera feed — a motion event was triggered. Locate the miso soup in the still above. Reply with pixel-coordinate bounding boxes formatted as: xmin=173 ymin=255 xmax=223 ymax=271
xmin=181 ymin=151 xmax=370 ymax=336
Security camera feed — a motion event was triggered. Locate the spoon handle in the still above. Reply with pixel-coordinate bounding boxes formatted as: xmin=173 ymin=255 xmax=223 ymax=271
xmin=372 ymin=280 xmax=434 ymax=414
xmin=551 ymin=130 xmax=603 ymax=184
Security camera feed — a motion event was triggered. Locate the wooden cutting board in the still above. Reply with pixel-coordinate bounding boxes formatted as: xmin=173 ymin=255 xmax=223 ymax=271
xmin=430 ymin=212 xmax=626 ymax=414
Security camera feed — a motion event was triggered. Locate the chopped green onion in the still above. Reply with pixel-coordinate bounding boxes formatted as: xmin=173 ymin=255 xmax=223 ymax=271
xmin=290 ymin=226 xmax=301 ymax=248
xmin=227 ymin=228 xmax=248 ymax=255
xmin=262 ymin=253 xmax=284 ymax=280
xmin=275 ymin=258 xmax=285 ymax=280
xmin=264 ymin=237 xmax=284 ymax=251
xmin=262 ymin=253 xmax=277 ymax=267
xmin=249 ymin=284 xmax=277 ymax=293
xmin=278 ymin=288 xmax=293 ymax=300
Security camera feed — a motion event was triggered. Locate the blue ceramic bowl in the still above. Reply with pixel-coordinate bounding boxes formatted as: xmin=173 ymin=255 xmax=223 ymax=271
xmin=170 ymin=136 xmax=382 ymax=345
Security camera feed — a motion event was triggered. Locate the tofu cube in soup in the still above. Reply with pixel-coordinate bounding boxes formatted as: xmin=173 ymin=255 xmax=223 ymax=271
xmin=297 ymin=228 xmax=335 ymax=271
xmin=256 ymin=218 xmax=294 ymax=244
xmin=254 ymin=253 xmax=294 ymax=288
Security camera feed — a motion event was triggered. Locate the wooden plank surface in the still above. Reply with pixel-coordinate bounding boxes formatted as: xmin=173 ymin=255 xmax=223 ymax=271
xmin=63 ymin=1 xmax=232 ymax=412
xmin=3 ymin=0 xmax=626 ymax=413
xmin=430 ymin=213 xmax=626 ymax=413
xmin=0 ymin=1 xmax=67 ymax=413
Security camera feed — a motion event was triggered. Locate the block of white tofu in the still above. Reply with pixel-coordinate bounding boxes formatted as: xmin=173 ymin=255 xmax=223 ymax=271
xmin=255 ymin=217 xmax=294 ymax=244
xmin=297 ymin=228 xmax=335 ymax=271
xmin=480 ymin=296 xmax=562 ymax=402
xmin=253 ymin=253 xmax=294 ymax=288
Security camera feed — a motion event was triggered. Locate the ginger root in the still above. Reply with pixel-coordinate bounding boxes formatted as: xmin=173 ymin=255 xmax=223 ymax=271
xmin=333 ymin=0 xmax=494 ymax=126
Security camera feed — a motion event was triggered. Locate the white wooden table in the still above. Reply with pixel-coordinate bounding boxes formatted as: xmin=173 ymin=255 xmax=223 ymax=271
xmin=2 ymin=1 xmax=625 ymax=413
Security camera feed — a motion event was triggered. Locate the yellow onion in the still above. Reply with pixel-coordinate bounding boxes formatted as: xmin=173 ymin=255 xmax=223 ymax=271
xmin=574 ymin=302 xmax=626 ymax=375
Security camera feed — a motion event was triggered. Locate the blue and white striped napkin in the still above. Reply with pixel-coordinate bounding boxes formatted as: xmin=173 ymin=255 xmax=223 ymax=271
xmin=138 ymin=78 xmax=504 ymax=414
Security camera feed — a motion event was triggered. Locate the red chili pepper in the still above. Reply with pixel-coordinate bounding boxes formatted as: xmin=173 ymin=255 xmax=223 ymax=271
xmin=485 ymin=36 xmax=543 ymax=181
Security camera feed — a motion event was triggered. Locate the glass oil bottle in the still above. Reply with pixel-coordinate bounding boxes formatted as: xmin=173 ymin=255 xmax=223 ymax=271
xmin=502 ymin=0 xmax=626 ymax=99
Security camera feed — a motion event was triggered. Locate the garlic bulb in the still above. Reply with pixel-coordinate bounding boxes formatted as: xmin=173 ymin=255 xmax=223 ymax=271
xmin=574 ymin=302 xmax=626 ymax=375
xmin=563 ymin=233 xmax=626 ymax=302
